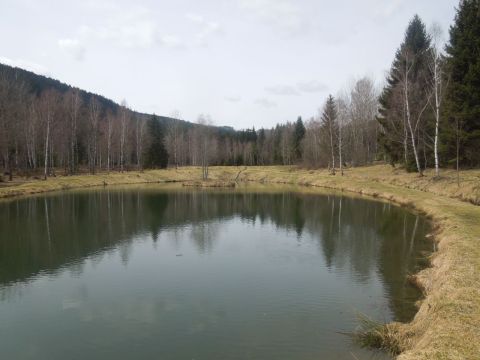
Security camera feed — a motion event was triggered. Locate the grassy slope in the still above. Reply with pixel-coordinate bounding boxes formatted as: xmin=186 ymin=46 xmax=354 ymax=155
xmin=1 ymin=165 xmax=479 ymax=359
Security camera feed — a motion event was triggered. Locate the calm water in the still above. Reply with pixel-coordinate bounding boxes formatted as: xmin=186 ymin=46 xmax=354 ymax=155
xmin=0 ymin=185 xmax=432 ymax=360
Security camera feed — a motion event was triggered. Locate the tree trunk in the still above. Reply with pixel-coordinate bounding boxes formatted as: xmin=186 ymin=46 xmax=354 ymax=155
xmin=456 ymin=118 xmax=460 ymax=187
xmin=338 ymin=120 xmax=343 ymax=176
xmin=404 ymin=60 xmax=423 ymax=176
xmin=433 ymin=59 xmax=441 ymax=177
xmin=44 ymin=115 xmax=50 ymax=180
xmin=329 ymin=117 xmax=335 ymax=175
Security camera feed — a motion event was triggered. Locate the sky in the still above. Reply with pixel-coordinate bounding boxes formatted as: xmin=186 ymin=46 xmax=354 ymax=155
xmin=1 ymin=0 xmax=458 ymax=129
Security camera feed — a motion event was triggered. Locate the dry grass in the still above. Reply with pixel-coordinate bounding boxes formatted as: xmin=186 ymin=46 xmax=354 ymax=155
xmin=0 ymin=168 xmax=197 ymax=200
xmin=1 ymin=164 xmax=479 ymax=359
xmin=182 ymin=180 xmax=236 ymax=188
xmin=350 ymin=313 xmax=403 ymax=356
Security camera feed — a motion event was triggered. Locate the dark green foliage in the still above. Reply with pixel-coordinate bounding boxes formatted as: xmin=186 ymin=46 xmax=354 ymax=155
xmin=143 ymin=116 xmax=168 ymax=169
xmin=321 ymin=95 xmax=338 ymax=170
xmin=273 ymin=124 xmax=283 ymax=164
xmin=293 ymin=116 xmax=306 ymax=160
xmin=377 ymin=79 xmax=404 ymax=166
xmin=442 ymin=0 xmax=480 ymax=167
xmin=321 ymin=95 xmax=338 ymax=134
xmin=376 ymin=15 xmax=432 ymax=170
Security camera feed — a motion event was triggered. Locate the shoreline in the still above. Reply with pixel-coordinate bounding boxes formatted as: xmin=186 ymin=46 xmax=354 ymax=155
xmin=1 ymin=165 xmax=479 ymax=359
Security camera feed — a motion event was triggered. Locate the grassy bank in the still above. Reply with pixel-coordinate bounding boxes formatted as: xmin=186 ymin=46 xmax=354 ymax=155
xmin=0 ymin=168 xmax=198 ymax=199
xmin=1 ymin=165 xmax=479 ymax=359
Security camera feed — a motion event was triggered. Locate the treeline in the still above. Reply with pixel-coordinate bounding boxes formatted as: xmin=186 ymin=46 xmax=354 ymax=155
xmin=378 ymin=3 xmax=480 ymax=176
xmin=0 ymin=70 xmax=380 ymax=177
xmin=0 ymin=73 xmax=167 ymax=180
xmin=1 ymin=1 xmax=479 ymax=179
xmin=166 ymin=2 xmax=479 ymax=175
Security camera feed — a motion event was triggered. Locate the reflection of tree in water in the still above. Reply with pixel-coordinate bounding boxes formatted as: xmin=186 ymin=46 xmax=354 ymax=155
xmin=305 ymin=195 xmax=431 ymax=321
xmin=190 ymin=221 xmax=220 ymax=254
xmin=0 ymin=188 xmax=431 ymax=321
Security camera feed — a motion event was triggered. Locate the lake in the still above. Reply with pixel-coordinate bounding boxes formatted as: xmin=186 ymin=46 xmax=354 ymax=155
xmin=0 ymin=185 xmax=432 ymax=360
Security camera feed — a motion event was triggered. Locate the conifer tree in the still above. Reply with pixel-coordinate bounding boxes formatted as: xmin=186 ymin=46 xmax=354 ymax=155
xmin=143 ymin=115 xmax=169 ymax=168
xmin=293 ymin=116 xmax=306 ymax=161
xmin=442 ymin=0 xmax=480 ymax=168
xmin=377 ymin=15 xmax=432 ymax=173
xmin=321 ymin=95 xmax=338 ymax=174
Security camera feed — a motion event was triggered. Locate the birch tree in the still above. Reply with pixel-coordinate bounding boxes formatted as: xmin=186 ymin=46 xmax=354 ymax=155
xmin=106 ymin=111 xmax=114 ymax=173
xmin=66 ymin=89 xmax=81 ymax=174
xmin=337 ymin=91 xmax=351 ymax=176
xmin=398 ymin=47 xmax=432 ymax=176
xmin=39 ymin=90 xmax=59 ymax=180
xmin=197 ymin=115 xmax=212 ymax=180
xmin=119 ymin=100 xmax=128 ymax=172
xmin=378 ymin=15 xmax=431 ymax=173
xmin=428 ymin=23 xmax=446 ymax=177
xmin=88 ymin=96 xmax=100 ymax=174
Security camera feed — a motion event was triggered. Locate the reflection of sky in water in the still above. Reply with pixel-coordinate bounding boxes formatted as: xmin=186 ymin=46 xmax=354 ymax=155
xmin=0 ymin=189 xmax=432 ymax=360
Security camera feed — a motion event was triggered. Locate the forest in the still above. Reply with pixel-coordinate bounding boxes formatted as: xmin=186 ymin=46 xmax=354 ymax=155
xmin=0 ymin=1 xmax=479 ymax=180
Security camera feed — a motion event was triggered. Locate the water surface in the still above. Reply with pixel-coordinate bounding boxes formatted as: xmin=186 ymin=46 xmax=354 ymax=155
xmin=0 ymin=185 xmax=432 ymax=360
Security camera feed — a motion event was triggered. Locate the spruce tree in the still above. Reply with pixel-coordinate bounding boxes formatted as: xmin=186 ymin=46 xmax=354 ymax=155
xmin=377 ymin=15 xmax=432 ymax=171
xmin=143 ymin=115 xmax=169 ymax=168
xmin=293 ymin=116 xmax=306 ymax=161
xmin=442 ymin=0 xmax=480 ymax=167
xmin=321 ymin=95 xmax=338 ymax=174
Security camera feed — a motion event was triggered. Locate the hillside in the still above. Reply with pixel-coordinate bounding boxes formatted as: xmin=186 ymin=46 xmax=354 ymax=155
xmin=0 ymin=62 xmax=214 ymax=130
xmin=0 ymin=62 xmax=252 ymax=175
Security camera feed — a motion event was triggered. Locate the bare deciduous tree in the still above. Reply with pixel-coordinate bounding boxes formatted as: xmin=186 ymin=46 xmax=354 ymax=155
xmin=66 ymin=89 xmax=81 ymax=175
xmin=119 ymin=100 xmax=128 ymax=172
xmin=87 ymin=96 xmax=100 ymax=174
xmin=39 ymin=90 xmax=59 ymax=180
xmin=166 ymin=110 xmax=182 ymax=169
xmin=337 ymin=91 xmax=351 ymax=176
xmin=396 ymin=48 xmax=431 ymax=176
xmin=196 ymin=114 xmax=213 ymax=180
xmin=428 ymin=23 xmax=446 ymax=178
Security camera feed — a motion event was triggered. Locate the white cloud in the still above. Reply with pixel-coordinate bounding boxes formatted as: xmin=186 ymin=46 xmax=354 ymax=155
xmin=68 ymin=5 xmax=184 ymax=52
xmin=158 ymin=35 xmax=184 ymax=48
xmin=58 ymin=38 xmax=86 ymax=61
xmin=265 ymin=84 xmax=299 ymax=96
xmin=238 ymin=0 xmax=306 ymax=34
xmin=225 ymin=96 xmax=242 ymax=102
xmin=373 ymin=0 xmax=405 ymax=19
xmin=297 ymin=80 xmax=328 ymax=93
xmin=185 ymin=13 xmax=221 ymax=46
xmin=254 ymin=97 xmax=277 ymax=108
xmin=0 ymin=56 xmax=48 ymax=75
xmin=185 ymin=13 xmax=205 ymax=24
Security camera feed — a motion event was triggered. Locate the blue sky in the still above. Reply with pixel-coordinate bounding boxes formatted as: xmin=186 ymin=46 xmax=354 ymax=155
xmin=1 ymin=0 xmax=458 ymax=129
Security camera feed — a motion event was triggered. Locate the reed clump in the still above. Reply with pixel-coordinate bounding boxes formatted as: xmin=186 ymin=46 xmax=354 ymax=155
xmin=350 ymin=314 xmax=403 ymax=356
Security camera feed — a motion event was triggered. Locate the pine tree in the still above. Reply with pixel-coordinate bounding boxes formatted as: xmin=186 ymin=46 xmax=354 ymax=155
xmin=143 ymin=115 xmax=169 ymax=168
xmin=293 ymin=116 xmax=306 ymax=161
xmin=321 ymin=95 xmax=338 ymax=174
xmin=377 ymin=15 xmax=432 ymax=172
xmin=442 ymin=0 xmax=480 ymax=168
xmin=377 ymin=78 xmax=403 ymax=166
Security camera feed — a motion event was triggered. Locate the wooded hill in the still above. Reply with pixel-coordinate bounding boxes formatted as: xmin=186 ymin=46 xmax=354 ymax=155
xmin=0 ymin=62 xmax=192 ymax=127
